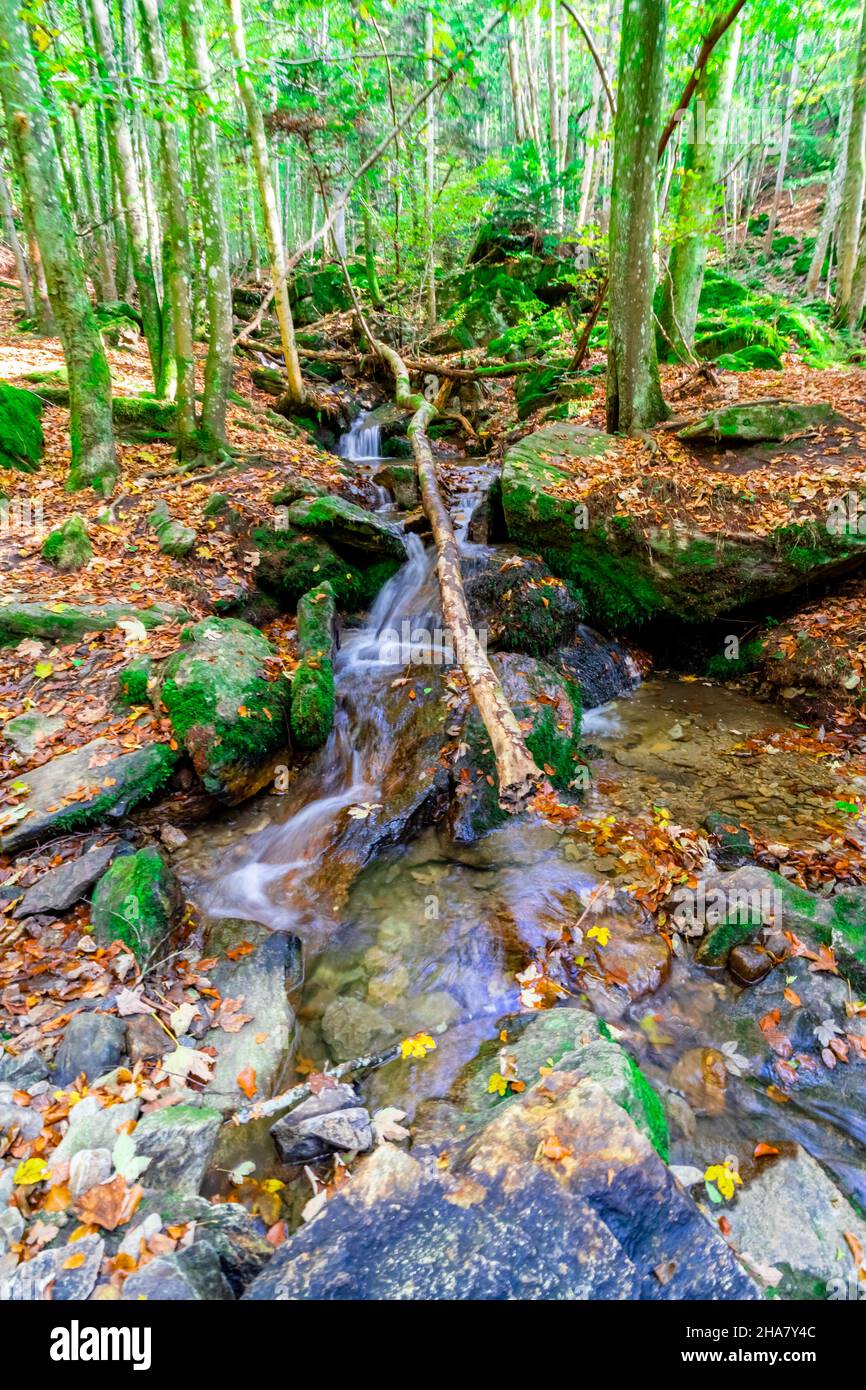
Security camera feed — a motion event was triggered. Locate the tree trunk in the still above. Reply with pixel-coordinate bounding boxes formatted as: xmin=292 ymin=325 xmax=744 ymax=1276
xmin=807 ymin=90 xmax=852 ymax=295
xmin=137 ymin=0 xmax=197 ymax=456
xmin=88 ymin=0 xmax=163 ymax=386
xmin=657 ymin=19 xmax=741 ymax=358
xmin=225 ymin=0 xmax=305 ymax=405
xmin=0 ymin=160 xmax=34 ymax=316
xmin=762 ymin=29 xmax=801 ymax=253
xmin=70 ymin=102 xmax=117 ymax=302
xmin=606 ymin=0 xmax=669 ymax=434
xmin=424 ymin=3 xmax=437 ymax=327
xmin=179 ymin=0 xmax=233 ymax=451
xmin=377 ymin=341 xmax=543 ymax=812
xmin=0 ymin=0 xmax=115 ymax=493
xmin=835 ymin=0 xmax=866 ymax=323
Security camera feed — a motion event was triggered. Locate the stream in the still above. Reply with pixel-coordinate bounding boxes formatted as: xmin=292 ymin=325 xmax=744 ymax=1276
xmin=175 ymin=421 xmax=866 ymax=1222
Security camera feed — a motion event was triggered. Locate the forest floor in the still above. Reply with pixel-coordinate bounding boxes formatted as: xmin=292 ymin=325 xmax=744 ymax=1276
xmin=4 ymin=202 xmax=866 ymax=1292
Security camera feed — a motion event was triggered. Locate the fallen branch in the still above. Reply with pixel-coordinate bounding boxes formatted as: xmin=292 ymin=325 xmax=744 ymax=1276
xmin=568 ymin=275 xmax=608 ymax=371
xmin=658 ymin=0 xmax=748 ymax=160
xmin=236 ymin=333 xmax=536 ymax=381
xmin=560 ymin=2 xmax=616 ymax=117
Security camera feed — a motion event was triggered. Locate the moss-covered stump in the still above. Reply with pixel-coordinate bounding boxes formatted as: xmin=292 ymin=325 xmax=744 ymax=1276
xmin=41 ymin=514 xmax=92 ymax=571
xmin=500 ymin=422 xmax=866 ymax=633
xmin=254 ymin=526 xmax=399 ymax=613
xmin=90 ymin=845 xmax=182 ymax=962
xmin=449 ymin=652 xmax=582 ymax=841
xmin=0 ymin=600 xmax=189 ymax=646
xmin=465 ymin=552 xmax=581 ymax=656
xmin=149 ymin=499 xmax=196 ymax=557
xmin=159 ymin=616 xmax=291 ymax=801
xmin=0 ymin=739 xmax=178 ymax=854
xmin=290 ymin=582 xmax=336 ymax=750
xmin=678 ymin=401 xmax=838 ymax=444
xmin=285 ymin=494 xmax=407 ymax=562
xmin=0 ymin=381 xmax=44 ymax=472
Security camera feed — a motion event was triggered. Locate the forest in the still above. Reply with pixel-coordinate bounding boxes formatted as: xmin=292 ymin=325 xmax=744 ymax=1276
xmin=1 ymin=0 xmax=866 ymax=1317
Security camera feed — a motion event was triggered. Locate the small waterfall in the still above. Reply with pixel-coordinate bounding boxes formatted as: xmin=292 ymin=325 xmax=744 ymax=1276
xmin=338 ymin=412 xmax=382 ymax=461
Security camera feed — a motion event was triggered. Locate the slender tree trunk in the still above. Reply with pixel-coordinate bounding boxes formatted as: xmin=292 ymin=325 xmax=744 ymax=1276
xmin=657 ymin=19 xmax=741 ymax=358
xmin=835 ymin=0 xmax=866 ymax=323
xmin=506 ymin=16 xmax=526 ymax=141
xmin=577 ymin=66 xmax=601 ymax=228
xmin=137 ymin=0 xmax=197 ymax=454
xmin=0 ymin=160 xmax=34 ymax=315
xmin=807 ymin=90 xmax=852 ymax=295
xmin=424 ymin=3 xmax=437 ymax=327
xmin=763 ymin=29 xmax=801 ymax=253
xmin=226 ymin=0 xmax=304 ymax=405
xmin=0 ymin=0 xmax=115 ymax=492
xmin=88 ymin=0 xmax=163 ymax=386
xmin=70 ymin=103 xmax=117 ymax=302
xmin=606 ymin=0 xmax=669 ymax=433
xmin=2 ymin=106 xmax=55 ymax=331
xmin=179 ymin=0 xmax=233 ymax=450
xmin=242 ymin=146 xmax=262 ymax=283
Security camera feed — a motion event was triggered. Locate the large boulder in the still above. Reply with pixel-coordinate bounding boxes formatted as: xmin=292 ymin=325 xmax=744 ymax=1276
xmin=245 ymin=1009 xmax=757 ymax=1301
xmin=285 ymin=494 xmax=407 ymax=562
xmin=159 ymin=617 xmax=291 ymax=801
xmin=464 ymin=551 xmax=581 ymax=657
xmin=0 ymin=738 xmax=177 ymax=854
xmin=90 ymin=845 xmax=183 ymax=962
xmin=500 ymin=422 xmax=866 ymax=632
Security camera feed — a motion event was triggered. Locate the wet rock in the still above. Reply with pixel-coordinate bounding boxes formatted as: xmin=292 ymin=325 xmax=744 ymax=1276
xmin=729 ymin=943 xmax=774 ymax=984
xmin=285 ymin=494 xmax=407 ymax=562
xmin=202 ymin=918 xmax=301 ymax=1114
xmin=464 ymin=551 xmax=581 ymax=658
xmin=0 ymin=1049 xmax=48 ymax=1089
xmin=90 ymin=846 xmax=182 ymax=963
xmin=133 ymin=1104 xmax=221 ymax=1194
xmin=53 ymin=1013 xmax=127 ymax=1087
xmin=159 ymin=823 xmax=188 ymax=851
xmin=669 ymin=1048 xmax=728 ymax=1116
xmin=53 ymin=1096 xmax=141 ymax=1163
xmin=2 ymin=1233 xmax=103 ymax=1301
xmin=121 ymin=1244 xmax=234 ymax=1300
xmin=553 ymin=626 xmax=641 ymax=709
xmin=449 ymin=652 xmax=582 ymax=841
xmin=321 ymin=996 xmax=395 ymax=1062
xmin=577 ymin=908 xmax=671 ymax=1018
xmin=725 ymin=1145 xmax=866 ymax=1297
xmin=271 ymin=1085 xmax=373 ymax=1163
xmin=69 ymin=1147 xmax=113 ymax=1197
xmin=125 ymin=1012 xmax=171 ymax=1066
xmin=159 ymin=616 xmax=292 ymax=802
xmin=290 ymin=581 xmax=336 ymax=751
xmin=704 ymin=812 xmax=755 ymax=868
xmin=3 ymin=710 xmax=65 ymax=758
xmin=374 ymin=463 xmax=419 ymax=510
xmin=0 ymin=737 xmax=178 ymax=855
xmin=13 ymin=841 xmax=129 ymax=918
xmin=136 ymin=1192 xmax=272 ymax=1296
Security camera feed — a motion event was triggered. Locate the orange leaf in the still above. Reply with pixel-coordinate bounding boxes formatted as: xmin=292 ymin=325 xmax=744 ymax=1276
xmin=63 ymin=1252 xmax=86 ymax=1270
xmin=754 ymin=1142 xmax=780 ymax=1158
xmin=783 ymin=987 xmax=801 ymax=1007
xmin=237 ymin=1065 xmax=257 ymax=1099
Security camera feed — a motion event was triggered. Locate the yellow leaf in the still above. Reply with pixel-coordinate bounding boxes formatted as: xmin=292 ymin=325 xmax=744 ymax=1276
xmin=487 ymin=1071 xmax=508 ymax=1097
xmin=586 ymin=925 xmax=610 ymax=947
xmin=14 ymin=1157 xmax=50 ymax=1185
xmin=400 ymin=1032 xmax=436 ymax=1060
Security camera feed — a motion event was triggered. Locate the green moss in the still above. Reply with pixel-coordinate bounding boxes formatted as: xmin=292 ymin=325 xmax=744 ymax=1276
xmin=41 ymin=514 xmax=92 ymax=570
xmin=705 ymin=638 xmax=763 ymax=679
xmin=49 ymin=743 xmax=178 ymax=838
xmin=90 ymin=845 xmax=180 ymax=961
xmin=150 ymin=500 xmax=195 ymax=557
xmin=0 ymin=381 xmax=44 ymax=472
xmin=525 ymin=677 xmax=583 ymax=787
xmin=254 ymin=525 xmax=399 ymax=613
xmin=715 ymin=345 xmax=784 ymax=371
xmin=290 ymin=582 xmax=336 ymax=750
xmin=118 ymin=656 xmax=153 ymax=705
xmin=623 ymin=1053 xmax=669 ymax=1160
xmin=0 ymin=600 xmax=189 ymax=646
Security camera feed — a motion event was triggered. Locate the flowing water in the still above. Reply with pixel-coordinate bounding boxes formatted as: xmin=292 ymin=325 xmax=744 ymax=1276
xmin=177 ymin=440 xmax=866 ymax=1214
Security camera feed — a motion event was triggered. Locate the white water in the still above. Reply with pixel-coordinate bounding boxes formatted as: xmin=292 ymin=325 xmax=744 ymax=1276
xmin=338 ymin=413 xmax=382 ymax=461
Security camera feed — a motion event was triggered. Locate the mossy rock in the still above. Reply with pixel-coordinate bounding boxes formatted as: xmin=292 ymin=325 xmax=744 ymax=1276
xmin=159 ymin=616 xmax=291 ymax=801
xmin=465 ymin=552 xmax=581 ymax=657
xmin=285 ymin=494 xmax=407 ymax=563
xmin=95 ymin=300 xmax=143 ymax=330
xmin=290 ymin=582 xmax=336 ymax=750
xmin=253 ymin=525 xmax=398 ymax=613
xmin=118 ymin=656 xmax=154 ymax=706
xmin=270 ymin=475 xmax=328 ymax=507
xmin=90 ymin=846 xmax=182 ymax=962
xmin=28 ymin=381 xmax=176 ymax=443
xmin=41 ymin=514 xmax=92 ymax=571
xmin=500 ymin=421 xmax=866 ymax=632
xmin=450 ymin=652 xmax=582 ymax=840
xmin=678 ymin=401 xmax=837 ymax=444
xmin=0 ymin=738 xmax=178 ymax=854
xmin=697 ymin=270 xmax=752 ymax=313
xmin=514 ymin=361 xmax=593 ymax=420
xmin=289 ymin=264 xmax=352 ymax=320
xmin=0 ymin=600 xmax=189 ymax=646
xmin=715 ymin=345 xmax=784 ymax=372
xmin=0 ymin=381 xmax=44 ymax=473
xmin=149 ymin=500 xmax=196 ymax=557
